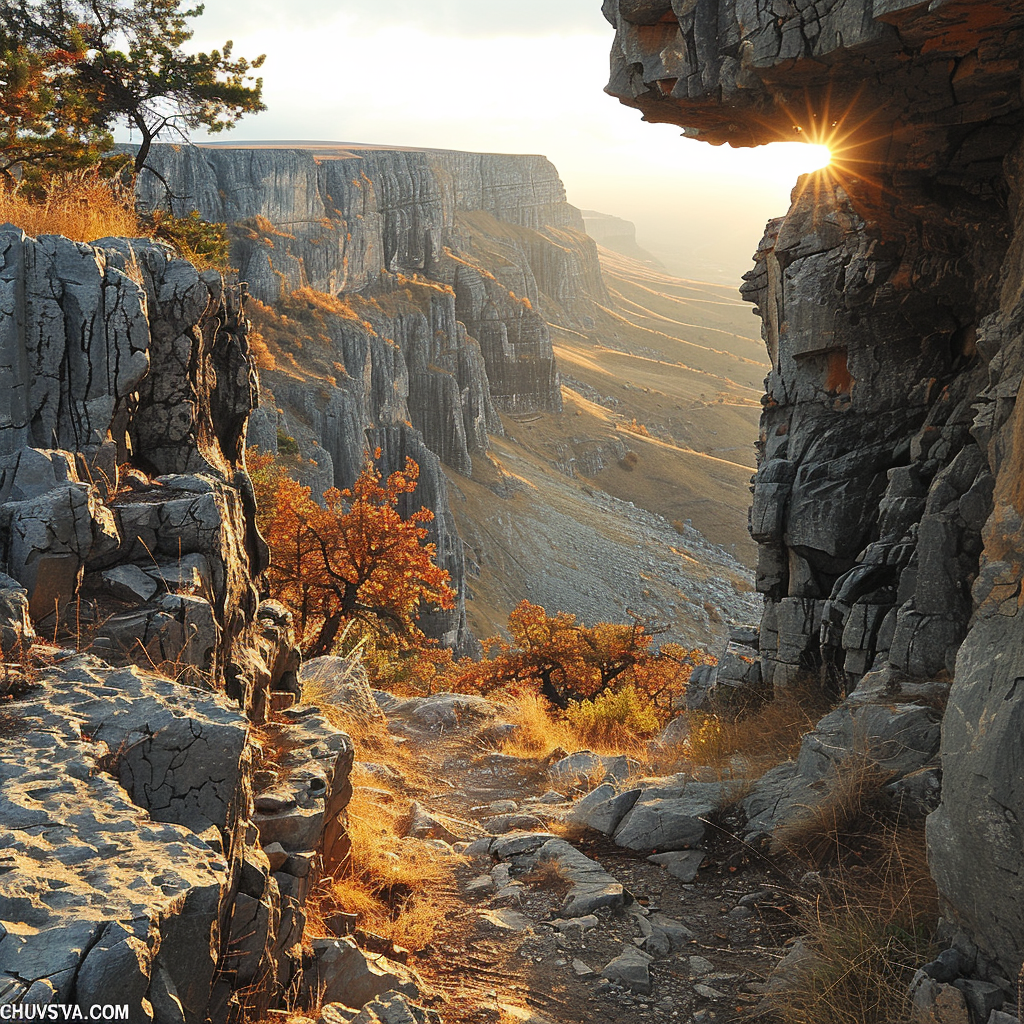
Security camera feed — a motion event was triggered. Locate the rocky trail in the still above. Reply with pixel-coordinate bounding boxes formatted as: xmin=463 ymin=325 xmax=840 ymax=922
xmin=348 ymin=692 xmax=804 ymax=1024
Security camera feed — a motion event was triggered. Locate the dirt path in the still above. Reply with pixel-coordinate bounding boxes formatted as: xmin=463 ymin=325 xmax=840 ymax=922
xmin=393 ymin=723 xmax=799 ymax=1024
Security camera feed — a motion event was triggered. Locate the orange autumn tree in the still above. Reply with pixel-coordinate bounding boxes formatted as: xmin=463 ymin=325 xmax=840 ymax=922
xmin=456 ymin=599 xmax=709 ymax=717
xmin=253 ymin=448 xmax=455 ymax=659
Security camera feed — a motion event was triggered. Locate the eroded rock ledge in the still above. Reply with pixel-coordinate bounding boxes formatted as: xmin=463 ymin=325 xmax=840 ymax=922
xmin=0 ymin=228 xmax=357 ymax=1021
xmin=606 ymin=0 xmax=1024 ymax=991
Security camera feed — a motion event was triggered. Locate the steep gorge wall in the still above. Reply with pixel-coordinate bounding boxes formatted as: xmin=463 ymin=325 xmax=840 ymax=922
xmin=605 ymin=0 xmax=1024 ymax=988
xmin=137 ymin=144 xmax=606 ymax=414
xmin=137 ymin=144 xmax=610 ymax=651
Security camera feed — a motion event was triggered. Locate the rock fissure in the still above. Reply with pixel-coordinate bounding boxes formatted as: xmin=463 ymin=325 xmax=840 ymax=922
xmin=602 ymin=0 xmax=1024 ymax=995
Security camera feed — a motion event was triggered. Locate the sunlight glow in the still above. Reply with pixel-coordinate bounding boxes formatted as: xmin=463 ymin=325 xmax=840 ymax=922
xmin=177 ymin=5 xmax=843 ymax=279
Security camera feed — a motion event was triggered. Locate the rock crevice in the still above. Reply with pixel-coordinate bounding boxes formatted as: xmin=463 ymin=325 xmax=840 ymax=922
xmin=604 ymin=0 xmax=1024 ymax=985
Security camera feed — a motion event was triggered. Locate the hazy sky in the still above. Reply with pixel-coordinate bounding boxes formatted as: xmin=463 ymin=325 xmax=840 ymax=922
xmin=165 ymin=0 xmax=828 ymax=281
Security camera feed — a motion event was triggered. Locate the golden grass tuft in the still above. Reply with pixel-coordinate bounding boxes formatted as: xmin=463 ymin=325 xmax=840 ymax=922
xmin=770 ymin=755 xmax=896 ymax=866
xmin=495 ymin=692 xmax=651 ymax=763
xmin=764 ymin=824 xmax=939 ymax=1024
xmin=0 ymin=173 xmax=138 ymax=242
xmin=299 ymin=656 xmax=459 ymax=950
xmin=522 ymin=857 xmax=572 ymax=897
xmin=493 ymin=693 xmax=579 ymax=759
xmin=307 ymin=779 xmax=461 ymax=950
xmin=676 ymin=683 xmax=829 ymax=780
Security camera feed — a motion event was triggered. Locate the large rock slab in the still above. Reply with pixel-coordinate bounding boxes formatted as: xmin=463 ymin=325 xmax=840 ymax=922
xmin=0 ymin=665 xmax=237 ymax=1022
xmin=613 ymin=782 xmax=725 ymax=853
xmin=534 ymin=838 xmax=627 ymax=917
xmin=306 ymin=938 xmax=423 ymax=1009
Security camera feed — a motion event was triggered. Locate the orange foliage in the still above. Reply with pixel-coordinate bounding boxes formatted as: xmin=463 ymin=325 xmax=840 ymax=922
xmin=455 ymin=599 xmax=709 ymax=718
xmin=260 ymin=449 xmax=455 ymax=658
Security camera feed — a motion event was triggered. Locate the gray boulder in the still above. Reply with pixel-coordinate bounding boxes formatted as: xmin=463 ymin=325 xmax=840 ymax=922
xmin=535 ymin=838 xmax=626 ymax=917
xmin=613 ymin=783 xmax=724 ymax=853
xmin=550 ymin=750 xmax=638 ymax=783
xmin=601 ymin=945 xmax=654 ymax=994
xmin=567 ymin=784 xmax=642 ymax=835
xmin=305 ymin=939 xmax=423 ymax=1010
xmin=2 ymin=479 xmax=119 ymax=622
xmin=0 ymin=572 xmax=33 ymax=656
xmin=647 ymin=849 xmax=706 ymax=882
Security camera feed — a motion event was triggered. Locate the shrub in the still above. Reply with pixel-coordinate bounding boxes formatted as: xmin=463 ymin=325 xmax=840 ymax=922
xmin=143 ymin=209 xmax=232 ymax=272
xmin=622 ymin=418 xmax=651 ymax=437
xmin=455 ymin=600 xmax=703 ymax=717
xmin=275 ymin=428 xmax=300 ymax=456
xmin=619 ymin=451 xmax=639 ymax=471
xmin=565 ymin=684 xmax=659 ymax=745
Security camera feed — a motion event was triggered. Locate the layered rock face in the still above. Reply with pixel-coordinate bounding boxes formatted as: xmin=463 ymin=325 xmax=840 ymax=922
xmin=0 ymin=228 xmax=358 ymax=1021
xmin=0 ymin=227 xmax=266 ymax=698
xmin=136 ymin=143 xmax=605 ymax=416
xmin=605 ymin=0 xmax=1024 ymax=986
xmin=136 ymin=143 xmax=609 ymax=651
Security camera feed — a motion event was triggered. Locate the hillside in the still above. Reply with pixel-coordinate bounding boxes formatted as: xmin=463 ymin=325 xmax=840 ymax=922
xmin=135 ymin=142 xmax=763 ymax=648
xmin=448 ymin=240 xmax=765 ymax=642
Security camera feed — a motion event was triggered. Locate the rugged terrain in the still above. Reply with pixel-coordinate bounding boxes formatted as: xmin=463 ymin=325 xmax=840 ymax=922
xmin=604 ymin=0 xmax=1024 ymax=1010
xmin=135 ymin=141 xmax=763 ymax=647
xmin=4 ymin=3 xmax=1024 ymax=1023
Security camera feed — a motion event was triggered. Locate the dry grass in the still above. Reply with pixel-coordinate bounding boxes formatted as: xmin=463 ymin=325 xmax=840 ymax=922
xmin=764 ymin=824 xmax=939 ymax=1024
xmin=671 ymin=684 xmax=829 ymax=780
xmin=306 ymin=775 xmax=461 ymax=950
xmin=522 ymin=857 xmax=572 ymax=898
xmin=495 ymin=692 xmax=651 ymax=763
xmin=298 ymin=659 xmax=460 ymax=950
xmin=770 ymin=756 xmax=896 ymax=867
xmin=0 ymin=173 xmax=138 ymax=242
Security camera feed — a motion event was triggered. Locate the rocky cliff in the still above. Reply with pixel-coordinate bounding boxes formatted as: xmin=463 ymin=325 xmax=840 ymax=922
xmin=134 ymin=143 xmax=611 ymax=652
xmin=605 ymin=0 xmax=1024 ymax=997
xmin=0 ymin=228 xmax=370 ymax=1021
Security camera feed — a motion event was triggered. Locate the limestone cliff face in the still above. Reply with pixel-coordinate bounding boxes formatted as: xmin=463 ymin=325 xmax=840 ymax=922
xmin=606 ymin=0 xmax=1024 ymax=985
xmin=136 ymin=143 xmax=606 ymax=411
xmin=0 ymin=229 xmax=358 ymax=1022
xmin=136 ymin=143 xmax=610 ymax=651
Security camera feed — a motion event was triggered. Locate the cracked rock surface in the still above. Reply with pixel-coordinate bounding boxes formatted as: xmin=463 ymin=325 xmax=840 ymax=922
xmin=604 ymin=0 xmax=1024 ymax=990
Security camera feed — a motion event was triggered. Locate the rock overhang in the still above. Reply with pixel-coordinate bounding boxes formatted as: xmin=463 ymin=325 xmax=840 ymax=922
xmin=604 ymin=0 xmax=1024 ymax=179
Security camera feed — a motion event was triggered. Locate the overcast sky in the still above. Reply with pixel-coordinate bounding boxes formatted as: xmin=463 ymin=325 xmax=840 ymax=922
xmin=162 ymin=0 xmax=828 ymax=281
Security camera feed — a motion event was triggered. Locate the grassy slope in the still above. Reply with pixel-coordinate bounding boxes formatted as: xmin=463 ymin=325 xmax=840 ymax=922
xmin=448 ymin=244 xmax=768 ymax=642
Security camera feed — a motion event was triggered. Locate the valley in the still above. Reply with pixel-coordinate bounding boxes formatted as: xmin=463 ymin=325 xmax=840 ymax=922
xmin=138 ymin=141 xmax=766 ymax=652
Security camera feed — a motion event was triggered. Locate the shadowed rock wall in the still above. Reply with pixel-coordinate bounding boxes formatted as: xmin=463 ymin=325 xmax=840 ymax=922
xmin=604 ymin=0 xmax=1024 ymax=987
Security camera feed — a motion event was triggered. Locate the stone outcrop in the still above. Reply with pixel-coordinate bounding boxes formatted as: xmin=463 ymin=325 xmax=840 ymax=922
xmin=135 ymin=143 xmax=612 ymax=651
xmin=0 ymin=227 xmax=368 ymax=1021
xmin=0 ymin=227 xmax=268 ymax=701
xmin=0 ymin=653 xmax=354 ymax=1023
xmin=604 ymin=0 xmax=1024 ymax=991
xmin=581 ymin=210 xmax=663 ymax=268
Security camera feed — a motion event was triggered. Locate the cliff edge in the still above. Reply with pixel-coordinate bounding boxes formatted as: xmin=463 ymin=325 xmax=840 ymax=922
xmin=606 ymin=0 xmax=1024 ymax=993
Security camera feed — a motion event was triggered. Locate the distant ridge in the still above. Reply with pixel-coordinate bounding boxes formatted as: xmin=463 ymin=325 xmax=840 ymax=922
xmin=193 ymin=139 xmax=548 ymax=158
xmin=582 ymin=209 xmax=664 ymax=269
